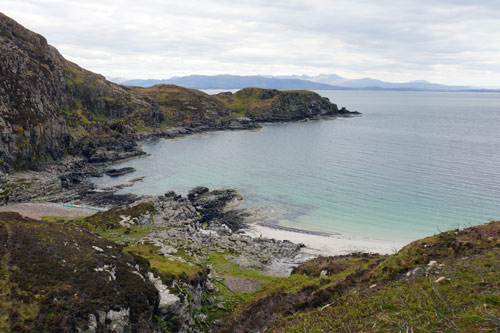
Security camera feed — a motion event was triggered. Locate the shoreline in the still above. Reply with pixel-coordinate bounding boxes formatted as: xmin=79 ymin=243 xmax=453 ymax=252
xmin=0 ymin=201 xmax=408 ymax=259
xmin=245 ymin=222 xmax=407 ymax=256
xmin=257 ymin=220 xmax=338 ymax=236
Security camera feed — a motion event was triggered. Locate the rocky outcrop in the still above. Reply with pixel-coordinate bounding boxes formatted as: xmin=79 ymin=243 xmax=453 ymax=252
xmin=104 ymin=167 xmax=136 ymax=177
xmin=214 ymin=88 xmax=343 ymax=121
xmin=187 ymin=186 xmax=249 ymax=231
xmin=108 ymin=189 xmax=304 ymax=270
xmin=0 ymin=13 xmax=72 ymax=171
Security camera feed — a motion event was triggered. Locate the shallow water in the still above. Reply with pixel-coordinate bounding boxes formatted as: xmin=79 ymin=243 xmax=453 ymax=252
xmin=93 ymin=90 xmax=500 ymax=242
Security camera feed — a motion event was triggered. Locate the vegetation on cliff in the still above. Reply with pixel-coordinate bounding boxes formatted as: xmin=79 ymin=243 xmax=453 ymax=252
xmin=213 ymin=88 xmax=343 ymax=121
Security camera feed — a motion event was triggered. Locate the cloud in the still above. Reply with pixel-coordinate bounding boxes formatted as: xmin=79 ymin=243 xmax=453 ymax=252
xmin=1 ymin=0 xmax=499 ymax=86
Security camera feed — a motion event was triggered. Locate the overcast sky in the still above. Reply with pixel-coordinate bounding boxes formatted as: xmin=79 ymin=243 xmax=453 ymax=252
xmin=1 ymin=0 xmax=500 ymax=86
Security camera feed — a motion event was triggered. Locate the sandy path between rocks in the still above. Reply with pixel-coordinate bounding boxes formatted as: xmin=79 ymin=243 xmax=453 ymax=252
xmin=0 ymin=203 xmax=101 ymax=220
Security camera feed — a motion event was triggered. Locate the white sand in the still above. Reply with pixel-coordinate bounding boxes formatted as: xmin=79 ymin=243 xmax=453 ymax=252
xmin=245 ymin=224 xmax=408 ymax=256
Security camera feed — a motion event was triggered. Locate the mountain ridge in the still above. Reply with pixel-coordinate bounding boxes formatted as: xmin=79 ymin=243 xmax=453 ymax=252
xmin=119 ymin=74 xmax=500 ymax=92
xmin=121 ymin=74 xmax=347 ymax=90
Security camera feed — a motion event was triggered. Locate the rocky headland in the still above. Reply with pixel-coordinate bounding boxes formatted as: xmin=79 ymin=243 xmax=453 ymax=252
xmin=0 ymin=12 xmax=498 ymax=333
xmin=0 ymin=12 xmax=358 ymax=174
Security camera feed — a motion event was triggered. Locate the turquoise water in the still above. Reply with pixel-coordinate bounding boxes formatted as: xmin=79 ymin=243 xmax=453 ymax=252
xmin=93 ymin=91 xmax=500 ymax=242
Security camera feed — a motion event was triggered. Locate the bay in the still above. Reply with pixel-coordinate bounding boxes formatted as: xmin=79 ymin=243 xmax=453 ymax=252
xmin=92 ymin=90 xmax=500 ymax=242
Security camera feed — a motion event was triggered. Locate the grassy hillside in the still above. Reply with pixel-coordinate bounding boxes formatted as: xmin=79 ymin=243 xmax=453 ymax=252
xmin=0 ymin=212 xmax=158 ymax=331
xmin=2 ymin=198 xmax=499 ymax=331
xmin=223 ymin=221 xmax=500 ymax=332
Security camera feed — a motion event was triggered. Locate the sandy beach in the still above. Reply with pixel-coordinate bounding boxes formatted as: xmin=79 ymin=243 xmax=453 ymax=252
xmin=0 ymin=202 xmax=408 ymax=257
xmin=245 ymin=223 xmax=408 ymax=257
xmin=0 ymin=203 xmax=102 ymax=220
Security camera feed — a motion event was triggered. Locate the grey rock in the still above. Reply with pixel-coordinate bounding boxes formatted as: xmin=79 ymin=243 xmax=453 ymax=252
xmin=106 ymin=308 xmax=130 ymax=333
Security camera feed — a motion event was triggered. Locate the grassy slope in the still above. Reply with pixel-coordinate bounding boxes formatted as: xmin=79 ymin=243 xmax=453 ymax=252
xmin=44 ymin=203 xmax=276 ymax=328
xmin=214 ymin=88 xmax=280 ymax=116
xmin=7 ymin=201 xmax=500 ymax=331
xmin=223 ymin=221 xmax=500 ymax=332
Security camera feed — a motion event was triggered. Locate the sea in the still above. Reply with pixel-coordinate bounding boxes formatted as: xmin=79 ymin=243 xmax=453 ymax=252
xmin=92 ymin=90 xmax=500 ymax=243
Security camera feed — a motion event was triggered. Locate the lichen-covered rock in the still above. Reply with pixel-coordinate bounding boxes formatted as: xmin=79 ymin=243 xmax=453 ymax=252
xmin=147 ymin=272 xmax=181 ymax=313
xmin=0 ymin=212 xmax=159 ymax=332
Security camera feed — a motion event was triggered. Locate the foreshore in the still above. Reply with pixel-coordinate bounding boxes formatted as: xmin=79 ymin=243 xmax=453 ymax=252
xmin=245 ymin=223 xmax=407 ymax=257
xmin=0 ymin=200 xmax=407 ymax=260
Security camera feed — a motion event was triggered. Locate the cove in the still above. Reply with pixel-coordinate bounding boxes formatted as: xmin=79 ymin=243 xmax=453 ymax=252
xmin=93 ymin=90 xmax=500 ymax=242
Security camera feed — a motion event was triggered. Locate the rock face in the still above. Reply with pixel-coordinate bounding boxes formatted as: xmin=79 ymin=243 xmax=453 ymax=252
xmin=0 ymin=13 xmax=73 ymax=171
xmin=0 ymin=212 xmax=159 ymax=332
xmin=188 ymin=187 xmax=248 ymax=231
xmin=0 ymin=12 xmax=357 ymax=173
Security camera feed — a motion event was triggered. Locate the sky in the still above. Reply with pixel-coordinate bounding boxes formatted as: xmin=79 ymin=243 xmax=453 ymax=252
xmin=1 ymin=0 xmax=500 ymax=86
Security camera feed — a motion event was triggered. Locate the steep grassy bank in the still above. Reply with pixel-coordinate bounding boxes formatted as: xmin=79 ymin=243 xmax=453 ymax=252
xmin=0 ymin=212 xmax=159 ymax=331
xmin=222 ymin=221 xmax=500 ymax=332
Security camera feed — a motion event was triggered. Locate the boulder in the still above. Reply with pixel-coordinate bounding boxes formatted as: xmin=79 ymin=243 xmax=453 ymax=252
xmin=104 ymin=167 xmax=136 ymax=177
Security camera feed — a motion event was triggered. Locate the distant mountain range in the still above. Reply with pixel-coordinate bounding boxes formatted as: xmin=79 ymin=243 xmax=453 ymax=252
xmin=118 ymin=75 xmax=347 ymax=90
xmin=275 ymin=74 xmax=470 ymax=91
xmin=115 ymin=74 xmax=499 ymax=92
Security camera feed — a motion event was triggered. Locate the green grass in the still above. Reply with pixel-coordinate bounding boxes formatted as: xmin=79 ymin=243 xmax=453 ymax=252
xmin=99 ymin=95 xmax=115 ymax=102
xmin=282 ymin=90 xmax=316 ymax=94
xmin=42 ymin=216 xmax=85 ymax=223
xmin=276 ymin=249 xmax=500 ymax=332
xmin=97 ymin=225 xmax=161 ymax=244
xmin=213 ymin=88 xmax=278 ymax=115
xmin=64 ymin=66 xmax=87 ymax=86
xmin=124 ymin=243 xmax=204 ymax=284
xmin=208 ymin=252 xmax=276 ymax=283
xmin=223 ymin=222 xmax=500 ymax=332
